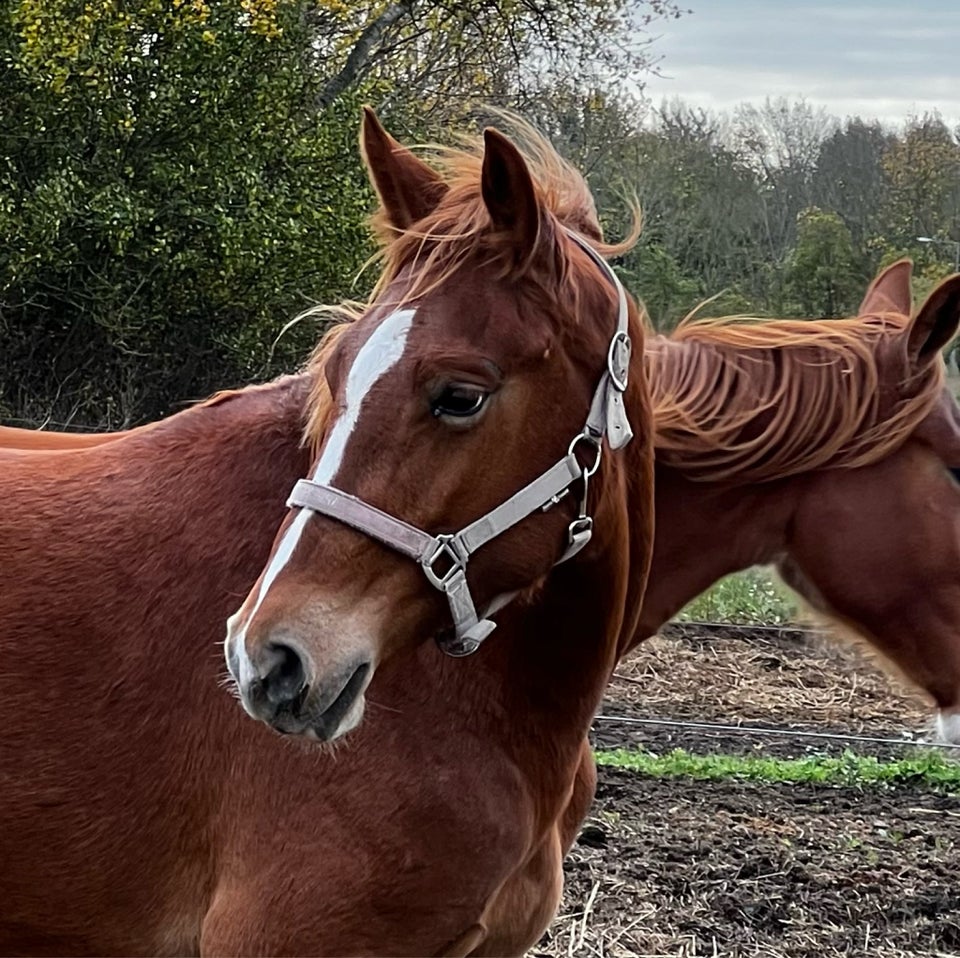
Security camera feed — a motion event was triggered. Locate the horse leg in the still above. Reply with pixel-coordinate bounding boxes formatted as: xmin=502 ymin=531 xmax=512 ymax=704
xmin=435 ymin=925 xmax=487 ymax=956
xmin=468 ymin=744 xmax=597 ymax=957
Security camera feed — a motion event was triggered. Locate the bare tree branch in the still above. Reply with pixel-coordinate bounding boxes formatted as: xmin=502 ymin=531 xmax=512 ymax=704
xmin=315 ymin=2 xmax=412 ymax=110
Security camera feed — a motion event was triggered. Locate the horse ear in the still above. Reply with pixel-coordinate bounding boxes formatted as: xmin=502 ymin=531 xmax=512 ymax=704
xmin=481 ymin=127 xmax=541 ymax=266
xmin=907 ymin=274 xmax=960 ymax=367
xmin=860 ymin=259 xmax=913 ymax=317
xmin=360 ymin=106 xmax=447 ymax=230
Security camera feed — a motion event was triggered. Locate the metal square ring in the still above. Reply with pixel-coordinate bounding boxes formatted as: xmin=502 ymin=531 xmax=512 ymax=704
xmin=421 ymin=536 xmax=468 ymax=591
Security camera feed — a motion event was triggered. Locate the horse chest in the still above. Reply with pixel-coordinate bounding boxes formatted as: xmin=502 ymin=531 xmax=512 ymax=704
xmin=203 ymin=735 xmax=568 ymax=955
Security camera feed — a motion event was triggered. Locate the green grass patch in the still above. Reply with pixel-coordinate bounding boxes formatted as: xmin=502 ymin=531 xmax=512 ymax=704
xmin=676 ymin=567 xmax=797 ymax=625
xmin=596 ymin=747 xmax=960 ymax=790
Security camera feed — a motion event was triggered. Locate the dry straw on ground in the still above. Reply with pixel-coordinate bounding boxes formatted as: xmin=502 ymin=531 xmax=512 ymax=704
xmin=534 ymin=625 xmax=956 ymax=958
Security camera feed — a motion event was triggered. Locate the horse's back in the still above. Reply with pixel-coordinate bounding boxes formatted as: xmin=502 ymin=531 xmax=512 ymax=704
xmin=0 ymin=424 xmax=123 ymax=451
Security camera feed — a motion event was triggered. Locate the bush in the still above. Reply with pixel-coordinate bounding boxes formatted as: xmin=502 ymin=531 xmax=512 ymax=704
xmin=0 ymin=0 xmax=374 ymax=426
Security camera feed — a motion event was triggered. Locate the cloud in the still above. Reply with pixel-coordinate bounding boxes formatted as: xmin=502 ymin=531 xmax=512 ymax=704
xmin=639 ymin=0 xmax=960 ymax=126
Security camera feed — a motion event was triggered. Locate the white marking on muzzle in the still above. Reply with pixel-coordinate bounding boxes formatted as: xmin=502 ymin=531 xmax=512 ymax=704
xmin=936 ymin=708 xmax=960 ymax=744
xmin=225 ymin=307 xmax=417 ymax=678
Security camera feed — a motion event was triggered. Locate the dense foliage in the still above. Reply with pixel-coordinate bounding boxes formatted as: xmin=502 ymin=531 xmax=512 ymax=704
xmin=1 ymin=0 xmax=378 ymax=423
xmin=1 ymin=1 xmax=957 ymax=426
xmin=0 ymin=0 xmax=685 ymax=425
xmin=567 ymin=97 xmax=960 ymax=330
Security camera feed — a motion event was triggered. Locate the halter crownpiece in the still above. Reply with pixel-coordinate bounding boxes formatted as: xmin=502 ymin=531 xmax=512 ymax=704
xmin=286 ymin=228 xmax=633 ymax=656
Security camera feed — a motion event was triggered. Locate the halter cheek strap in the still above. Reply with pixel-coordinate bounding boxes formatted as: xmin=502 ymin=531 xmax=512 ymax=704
xmin=286 ymin=229 xmax=633 ymax=656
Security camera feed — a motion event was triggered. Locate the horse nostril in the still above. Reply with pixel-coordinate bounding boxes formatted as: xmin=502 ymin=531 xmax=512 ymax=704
xmin=261 ymin=642 xmax=308 ymax=711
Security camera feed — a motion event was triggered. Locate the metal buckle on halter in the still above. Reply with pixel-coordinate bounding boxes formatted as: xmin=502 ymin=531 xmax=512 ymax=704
xmin=607 ymin=330 xmax=631 ymax=393
xmin=568 ymin=431 xmax=603 ymax=477
xmin=564 ymin=515 xmax=594 ymax=560
xmin=555 ymin=431 xmax=601 ymax=564
xmin=421 ymin=534 xmax=469 ymax=592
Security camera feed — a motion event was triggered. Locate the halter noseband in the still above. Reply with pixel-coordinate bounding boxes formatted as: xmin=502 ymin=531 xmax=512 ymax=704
xmin=286 ymin=229 xmax=634 ymax=656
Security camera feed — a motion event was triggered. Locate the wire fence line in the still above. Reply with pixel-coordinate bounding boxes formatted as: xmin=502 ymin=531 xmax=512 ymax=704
xmin=592 ymin=713 xmax=960 ymax=752
xmin=596 ymin=618 xmax=960 ymax=753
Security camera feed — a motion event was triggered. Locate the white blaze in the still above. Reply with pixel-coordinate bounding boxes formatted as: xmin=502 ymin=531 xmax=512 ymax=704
xmin=310 ymin=308 xmax=417 ymax=483
xmin=226 ymin=308 xmax=417 ymax=679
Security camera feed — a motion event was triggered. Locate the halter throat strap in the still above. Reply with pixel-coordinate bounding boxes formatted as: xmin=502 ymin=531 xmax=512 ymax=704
xmin=286 ymin=228 xmax=633 ymax=656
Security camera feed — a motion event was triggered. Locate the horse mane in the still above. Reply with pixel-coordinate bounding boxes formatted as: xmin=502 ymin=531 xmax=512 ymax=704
xmin=302 ymin=113 xmax=642 ymax=451
xmin=647 ymin=310 xmax=945 ymax=482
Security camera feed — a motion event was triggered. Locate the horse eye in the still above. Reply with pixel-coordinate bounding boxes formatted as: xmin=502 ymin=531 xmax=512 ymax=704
xmin=431 ymin=384 xmax=488 ymax=419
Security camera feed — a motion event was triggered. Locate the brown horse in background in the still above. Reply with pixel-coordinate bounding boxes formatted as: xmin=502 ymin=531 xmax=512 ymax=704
xmin=638 ymin=260 xmax=960 ymax=738
xmin=0 ymin=110 xmax=654 ymax=955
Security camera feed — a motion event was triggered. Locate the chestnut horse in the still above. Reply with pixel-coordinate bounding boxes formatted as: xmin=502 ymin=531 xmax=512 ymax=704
xmin=5 ymin=261 xmax=960 ymax=731
xmin=638 ymin=259 xmax=960 ymax=740
xmin=0 ymin=111 xmax=655 ymax=955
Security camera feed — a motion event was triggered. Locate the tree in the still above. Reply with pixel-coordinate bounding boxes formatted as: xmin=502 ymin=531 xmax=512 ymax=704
xmin=786 ymin=208 xmax=862 ymax=317
xmin=730 ymin=98 xmax=837 ymax=264
xmin=607 ymin=101 xmax=771 ymax=320
xmin=1 ymin=0 xmax=374 ymax=425
xmin=881 ymin=113 xmax=960 ymax=248
xmin=811 ymin=119 xmax=893 ymax=253
xmin=0 ymin=0 xmax=685 ymax=426
xmin=350 ymin=0 xmax=686 ymax=122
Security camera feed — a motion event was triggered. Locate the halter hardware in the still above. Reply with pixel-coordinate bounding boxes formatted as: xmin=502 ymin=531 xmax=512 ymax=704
xmin=421 ymin=535 xmax=468 ymax=591
xmin=285 ymin=229 xmax=634 ymax=657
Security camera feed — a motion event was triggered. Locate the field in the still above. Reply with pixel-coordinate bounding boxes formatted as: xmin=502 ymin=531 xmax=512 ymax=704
xmin=535 ymin=575 xmax=960 ymax=958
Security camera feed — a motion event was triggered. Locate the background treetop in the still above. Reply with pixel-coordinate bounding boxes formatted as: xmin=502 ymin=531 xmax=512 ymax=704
xmin=3 ymin=2 xmax=958 ymax=427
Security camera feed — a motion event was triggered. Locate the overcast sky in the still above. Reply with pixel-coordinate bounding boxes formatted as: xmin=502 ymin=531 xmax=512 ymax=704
xmin=640 ymin=0 xmax=960 ymax=128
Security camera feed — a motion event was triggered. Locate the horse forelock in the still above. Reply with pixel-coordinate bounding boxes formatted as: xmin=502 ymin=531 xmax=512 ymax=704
xmin=301 ymin=113 xmax=644 ymax=453
xmin=646 ymin=309 xmax=945 ymax=482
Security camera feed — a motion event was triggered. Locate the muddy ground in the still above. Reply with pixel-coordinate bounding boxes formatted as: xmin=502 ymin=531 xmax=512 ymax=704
xmin=536 ymin=624 xmax=960 ymax=957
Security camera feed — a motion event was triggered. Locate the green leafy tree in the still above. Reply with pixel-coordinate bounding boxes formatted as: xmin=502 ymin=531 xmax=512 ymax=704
xmin=1 ymin=0 xmax=685 ymax=426
xmin=1 ymin=0 xmax=374 ymax=424
xmin=881 ymin=113 xmax=960 ymax=246
xmin=786 ymin=207 xmax=863 ymax=317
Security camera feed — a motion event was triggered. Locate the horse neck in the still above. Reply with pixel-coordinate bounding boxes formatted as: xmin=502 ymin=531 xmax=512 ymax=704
xmin=414 ymin=561 xmax=628 ymax=791
xmin=635 ymin=331 xmax=809 ymax=641
xmin=117 ymin=374 xmax=315 ymax=648
xmin=416 ymin=384 xmax=652 ymax=790
xmin=635 ymin=464 xmax=801 ymax=641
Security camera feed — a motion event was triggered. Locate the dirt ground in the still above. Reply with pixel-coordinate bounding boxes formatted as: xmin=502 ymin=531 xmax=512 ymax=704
xmin=593 ymin=622 xmax=935 ymax=760
xmin=535 ymin=624 xmax=960 ymax=957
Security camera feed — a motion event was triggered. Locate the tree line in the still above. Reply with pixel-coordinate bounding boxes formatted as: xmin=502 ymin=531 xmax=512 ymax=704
xmin=1 ymin=0 xmax=956 ymax=428
xmin=579 ymin=97 xmax=960 ymax=331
